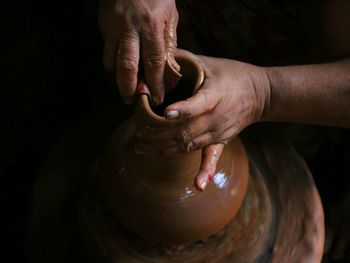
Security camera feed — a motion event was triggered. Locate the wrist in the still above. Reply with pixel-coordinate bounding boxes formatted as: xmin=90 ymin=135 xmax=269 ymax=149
xmin=253 ymin=66 xmax=272 ymax=123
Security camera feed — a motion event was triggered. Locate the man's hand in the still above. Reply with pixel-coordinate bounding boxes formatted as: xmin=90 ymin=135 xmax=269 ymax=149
xmin=135 ymin=50 xmax=270 ymax=190
xmin=99 ymin=0 xmax=179 ymax=105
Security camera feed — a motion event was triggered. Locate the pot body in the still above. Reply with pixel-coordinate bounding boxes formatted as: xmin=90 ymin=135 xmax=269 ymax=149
xmin=100 ymin=118 xmax=249 ymax=244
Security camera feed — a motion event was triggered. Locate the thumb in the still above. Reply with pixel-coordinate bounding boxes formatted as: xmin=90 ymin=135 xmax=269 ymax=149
xmin=164 ymin=80 xmax=219 ymax=120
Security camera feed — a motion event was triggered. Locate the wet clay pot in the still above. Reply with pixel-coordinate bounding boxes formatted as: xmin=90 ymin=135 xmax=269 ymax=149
xmin=99 ymin=53 xmax=249 ymax=244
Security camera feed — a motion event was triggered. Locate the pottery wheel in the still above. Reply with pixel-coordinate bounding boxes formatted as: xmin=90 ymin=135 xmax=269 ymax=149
xmin=26 ymin=102 xmax=324 ymax=263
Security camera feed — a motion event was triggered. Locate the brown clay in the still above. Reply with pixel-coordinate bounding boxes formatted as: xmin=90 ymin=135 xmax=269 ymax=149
xmin=99 ymin=53 xmax=249 ymax=244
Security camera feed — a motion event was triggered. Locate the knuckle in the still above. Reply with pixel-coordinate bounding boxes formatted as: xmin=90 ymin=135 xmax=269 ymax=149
xmin=165 ymin=27 xmax=177 ymax=49
xmin=207 ymin=131 xmax=216 ymax=142
xmin=119 ymin=31 xmax=139 ymax=42
xmin=145 ymin=55 xmax=165 ymax=70
xmin=117 ymin=58 xmax=138 ymax=74
xmin=223 ymin=128 xmax=237 ymax=141
xmin=141 ymin=12 xmax=158 ymax=27
xmin=175 ymin=128 xmax=191 ymax=144
xmin=113 ymin=7 xmax=130 ymax=25
xmin=182 ymin=127 xmax=191 ymax=142
xmin=181 ymin=102 xmax=192 ymax=117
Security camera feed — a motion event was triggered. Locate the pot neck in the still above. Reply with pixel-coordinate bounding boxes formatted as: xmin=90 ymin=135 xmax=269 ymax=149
xmin=134 ymin=52 xmax=204 ymax=129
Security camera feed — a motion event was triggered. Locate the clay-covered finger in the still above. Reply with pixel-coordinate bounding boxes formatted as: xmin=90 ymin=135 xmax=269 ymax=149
xmin=164 ymin=82 xmax=219 ymax=120
xmin=141 ymin=26 xmax=166 ymax=105
xmin=116 ymin=31 xmax=140 ymax=104
xmin=195 ymin=143 xmax=224 ymax=191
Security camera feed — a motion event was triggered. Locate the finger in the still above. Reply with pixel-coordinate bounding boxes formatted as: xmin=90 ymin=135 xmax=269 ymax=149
xmin=164 ymin=82 xmax=220 ymax=120
xmin=164 ymin=9 xmax=178 ymax=55
xmin=116 ymin=31 xmax=140 ymax=104
xmin=164 ymin=11 xmax=180 ymax=91
xmin=102 ymin=36 xmax=117 ymax=71
xmin=141 ymin=26 xmax=166 ymax=105
xmin=195 ymin=143 xmax=224 ymax=191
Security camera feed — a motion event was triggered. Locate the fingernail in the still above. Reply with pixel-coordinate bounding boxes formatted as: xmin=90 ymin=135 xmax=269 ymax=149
xmin=165 ymin=110 xmax=179 ymax=120
xmin=199 ymin=180 xmax=207 ymax=191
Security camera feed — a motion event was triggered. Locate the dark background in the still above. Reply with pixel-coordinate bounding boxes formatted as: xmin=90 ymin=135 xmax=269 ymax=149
xmin=1 ymin=0 xmax=349 ymax=262
xmin=1 ymin=0 xmax=112 ymax=261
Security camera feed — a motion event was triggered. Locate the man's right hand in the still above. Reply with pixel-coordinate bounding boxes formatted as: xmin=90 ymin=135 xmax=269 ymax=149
xmin=98 ymin=0 xmax=179 ymax=105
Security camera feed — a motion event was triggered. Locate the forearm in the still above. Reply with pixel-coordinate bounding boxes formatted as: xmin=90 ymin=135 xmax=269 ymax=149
xmin=263 ymin=58 xmax=350 ymax=128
